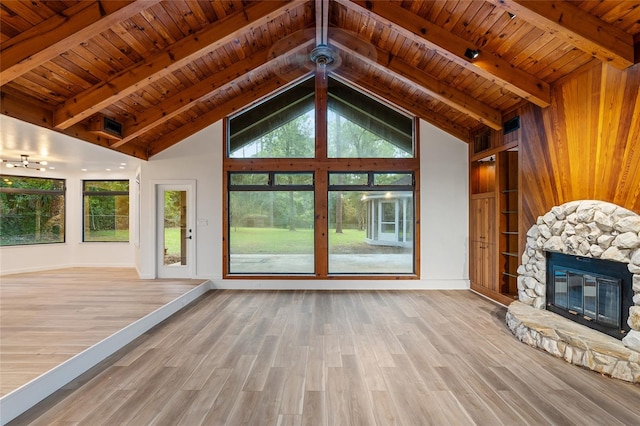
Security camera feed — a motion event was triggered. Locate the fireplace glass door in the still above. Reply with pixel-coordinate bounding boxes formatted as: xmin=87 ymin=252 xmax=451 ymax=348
xmin=553 ymin=269 xmax=620 ymax=330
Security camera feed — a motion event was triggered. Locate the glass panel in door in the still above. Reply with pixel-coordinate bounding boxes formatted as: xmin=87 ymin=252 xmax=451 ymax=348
xmin=163 ymin=190 xmax=188 ymax=267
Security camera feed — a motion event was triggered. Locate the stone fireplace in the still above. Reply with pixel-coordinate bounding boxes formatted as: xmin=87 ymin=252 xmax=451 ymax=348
xmin=506 ymin=200 xmax=640 ymax=383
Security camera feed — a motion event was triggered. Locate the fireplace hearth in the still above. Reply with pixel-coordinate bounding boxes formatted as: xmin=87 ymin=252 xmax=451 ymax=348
xmin=506 ymin=200 xmax=640 ymax=383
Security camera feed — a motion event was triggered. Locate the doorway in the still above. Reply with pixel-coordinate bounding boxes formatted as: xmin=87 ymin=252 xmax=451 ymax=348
xmin=157 ymin=183 xmax=195 ymax=278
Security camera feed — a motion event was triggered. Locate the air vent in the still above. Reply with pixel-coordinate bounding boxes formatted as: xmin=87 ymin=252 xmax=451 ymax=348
xmin=89 ymin=115 xmax=123 ymax=139
xmin=503 ymin=116 xmax=520 ymax=135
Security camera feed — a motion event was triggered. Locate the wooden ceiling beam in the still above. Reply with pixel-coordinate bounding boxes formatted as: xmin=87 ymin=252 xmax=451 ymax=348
xmin=340 ymin=0 xmax=551 ymax=108
xmin=485 ymin=0 xmax=635 ymax=69
xmin=145 ymin=68 xmax=311 ymax=157
xmin=333 ymin=67 xmax=470 ymax=142
xmin=0 ymin=1 xmax=161 ymax=86
xmin=53 ymin=0 xmax=304 ymax=130
xmin=0 ymin=90 xmax=148 ymax=160
xmin=111 ymin=39 xmax=315 ymax=149
xmin=330 ymin=32 xmax=503 ymax=131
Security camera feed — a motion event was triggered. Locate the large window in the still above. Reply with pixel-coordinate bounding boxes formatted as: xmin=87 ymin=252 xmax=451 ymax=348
xmin=328 ymin=173 xmax=414 ymax=274
xmin=228 ymin=173 xmax=314 ymax=274
xmin=83 ymin=180 xmax=129 ymax=242
xmin=225 ymin=76 xmax=418 ymax=278
xmin=0 ymin=175 xmax=65 ymax=246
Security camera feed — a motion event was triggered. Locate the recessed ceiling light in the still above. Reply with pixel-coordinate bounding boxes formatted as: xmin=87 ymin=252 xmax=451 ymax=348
xmin=120 ymin=163 xmax=127 ymax=166
xmin=464 ymin=48 xmax=480 ymax=60
xmin=119 ymin=166 xmax=125 ymax=169
xmin=81 ymin=168 xmax=87 ymax=172
xmin=48 ymin=166 xmax=55 ymax=170
xmin=106 ymin=168 xmax=111 ymax=171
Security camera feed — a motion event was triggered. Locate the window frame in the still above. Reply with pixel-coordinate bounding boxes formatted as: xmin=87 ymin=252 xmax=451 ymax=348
xmin=0 ymin=174 xmax=66 ymax=246
xmin=82 ymin=179 xmax=130 ymax=243
xmin=223 ymin=74 xmax=420 ymax=279
xmin=227 ymin=172 xmax=316 ymax=275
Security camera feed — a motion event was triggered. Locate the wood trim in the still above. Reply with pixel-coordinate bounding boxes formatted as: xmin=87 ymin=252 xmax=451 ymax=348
xmin=314 ymin=67 xmax=329 ymax=277
xmin=469 ymin=141 xmax=519 ymax=162
xmin=340 ymin=0 xmax=551 ymax=107
xmin=486 ymin=0 xmax=635 ymax=69
xmin=53 ymin=0 xmax=305 ymax=130
xmin=469 ymin=283 xmax=516 ymax=306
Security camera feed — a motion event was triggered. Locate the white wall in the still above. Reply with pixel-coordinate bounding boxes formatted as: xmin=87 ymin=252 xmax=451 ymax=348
xmin=419 ymin=119 xmax=469 ymax=287
xmin=136 ymin=119 xmax=469 ymax=289
xmin=137 ymin=122 xmax=223 ymax=279
xmin=1 ymin=168 xmax=138 ymax=275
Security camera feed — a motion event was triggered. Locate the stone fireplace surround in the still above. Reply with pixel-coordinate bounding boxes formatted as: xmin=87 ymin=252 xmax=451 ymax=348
xmin=506 ymin=200 xmax=640 ymax=383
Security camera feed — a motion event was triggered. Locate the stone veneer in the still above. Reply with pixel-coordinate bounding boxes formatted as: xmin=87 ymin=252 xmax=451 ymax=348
xmin=506 ymin=200 xmax=640 ymax=383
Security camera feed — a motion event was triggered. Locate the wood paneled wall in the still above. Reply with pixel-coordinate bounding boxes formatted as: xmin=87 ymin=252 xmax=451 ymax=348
xmin=520 ymin=62 xmax=640 ymax=242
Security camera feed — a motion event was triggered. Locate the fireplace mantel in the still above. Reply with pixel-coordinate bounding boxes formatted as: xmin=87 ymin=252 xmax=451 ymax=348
xmin=506 ymin=200 xmax=640 ymax=383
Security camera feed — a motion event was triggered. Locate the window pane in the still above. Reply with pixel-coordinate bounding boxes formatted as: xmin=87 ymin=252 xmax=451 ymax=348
xmin=1 ymin=175 xmax=64 ymax=191
xmin=229 ymin=173 xmax=269 ymax=186
xmin=329 ymin=173 xmax=368 ymax=186
xmin=84 ymin=180 xmax=129 ymax=192
xmin=327 ymin=78 xmax=413 ymax=158
xmin=328 ymin=190 xmax=414 ymax=274
xmin=229 ymin=80 xmax=315 ymax=159
xmin=374 ymin=173 xmax=413 ymax=186
xmin=274 ymin=173 xmax=313 ymax=186
xmin=83 ymin=180 xmax=129 ymax=242
xmin=0 ymin=176 xmax=65 ymax=246
xmin=229 ymin=191 xmax=314 ymax=274
xmin=84 ymin=195 xmax=129 ymax=242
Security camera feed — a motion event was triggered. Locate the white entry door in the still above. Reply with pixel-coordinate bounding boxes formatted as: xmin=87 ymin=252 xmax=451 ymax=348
xmin=157 ymin=183 xmax=195 ymax=278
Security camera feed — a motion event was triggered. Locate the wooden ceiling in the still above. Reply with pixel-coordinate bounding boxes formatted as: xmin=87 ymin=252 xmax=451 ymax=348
xmin=1 ymin=0 xmax=639 ymax=160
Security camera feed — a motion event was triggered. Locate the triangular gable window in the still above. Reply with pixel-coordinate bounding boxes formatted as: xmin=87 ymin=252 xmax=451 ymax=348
xmin=228 ymin=77 xmax=414 ymax=158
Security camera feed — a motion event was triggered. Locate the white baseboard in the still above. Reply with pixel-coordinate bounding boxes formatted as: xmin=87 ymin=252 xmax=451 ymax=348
xmin=211 ymin=278 xmax=470 ymax=290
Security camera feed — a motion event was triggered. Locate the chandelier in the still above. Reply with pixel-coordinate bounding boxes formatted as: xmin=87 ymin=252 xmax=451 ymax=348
xmin=2 ymin=154 xmax=48 ymax=171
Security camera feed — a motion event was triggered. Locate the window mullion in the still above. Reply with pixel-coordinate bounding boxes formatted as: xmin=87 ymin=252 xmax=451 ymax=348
xmin=314 ymin=68 xmax=329 ymax=277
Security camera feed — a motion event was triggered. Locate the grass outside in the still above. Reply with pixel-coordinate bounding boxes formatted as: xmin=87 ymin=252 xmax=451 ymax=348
xmin=228 ymin=226 xmax=410 ymax=254
xmin=165 ymin=227 xmax=411 ymax=255
xmin=84 ymin=229 xmax=129 ymax=242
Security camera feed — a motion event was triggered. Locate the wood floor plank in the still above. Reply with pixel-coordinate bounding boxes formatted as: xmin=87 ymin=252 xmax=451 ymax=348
xmin=301 ymin=390 xmax=326 ymax=426
xmin=9 ymin=287 xmax=640 ymax=426
xmin=0 ymin=267 xmax=205 ymax=396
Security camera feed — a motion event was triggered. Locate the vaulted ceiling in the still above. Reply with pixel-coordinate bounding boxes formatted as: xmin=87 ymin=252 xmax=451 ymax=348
xmin=1 ymin=0 xmax=639 ymax=161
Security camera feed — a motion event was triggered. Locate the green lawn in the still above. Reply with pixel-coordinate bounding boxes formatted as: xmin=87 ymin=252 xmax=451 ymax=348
xmin=84 ymin=229 xmax=129 ymax=242
xmin=230 ymin=226 xmax=367 ymax=254
xmin=164 ymin=226 xmax=410 ymax=255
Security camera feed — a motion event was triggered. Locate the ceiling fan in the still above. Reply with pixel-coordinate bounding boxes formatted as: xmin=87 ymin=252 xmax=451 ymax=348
xmin=268 ymin=0 xmax=376 ymax=81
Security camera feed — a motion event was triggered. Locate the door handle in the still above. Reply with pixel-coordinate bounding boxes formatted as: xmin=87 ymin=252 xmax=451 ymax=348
xmin=185 ymin=235 xmax=192 ymax=239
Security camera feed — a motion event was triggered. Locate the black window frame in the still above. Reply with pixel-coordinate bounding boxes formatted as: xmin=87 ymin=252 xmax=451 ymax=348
xmin=0 ymin=174 xmax=66 ymax=246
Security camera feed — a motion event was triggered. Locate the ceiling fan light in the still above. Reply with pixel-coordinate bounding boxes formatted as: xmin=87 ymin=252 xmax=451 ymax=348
xmin=310 ymin=44 xmax=336 ymax=67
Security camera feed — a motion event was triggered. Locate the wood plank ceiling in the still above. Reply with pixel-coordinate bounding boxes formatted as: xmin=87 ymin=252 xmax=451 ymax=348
xmin=1 ymin=0 xmax=639 ymax=160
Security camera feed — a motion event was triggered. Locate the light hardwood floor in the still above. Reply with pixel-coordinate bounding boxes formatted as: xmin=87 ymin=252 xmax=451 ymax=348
xmin=11 ymin=289 xmax=640 ymax=425
xmin=0 ymin=268 xmax=205 ymax=396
